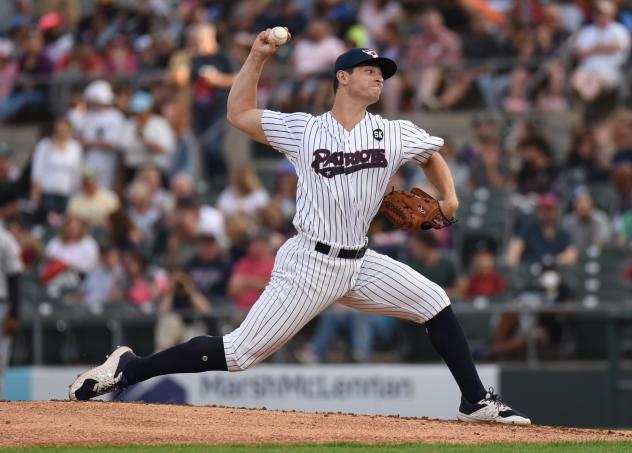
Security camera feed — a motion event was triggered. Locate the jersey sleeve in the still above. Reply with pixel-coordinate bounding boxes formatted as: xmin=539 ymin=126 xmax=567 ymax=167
xmin=399 ymin=120 xmax=444 ymax=165
xmin=261 ymin=110 xmax=311 ymax=157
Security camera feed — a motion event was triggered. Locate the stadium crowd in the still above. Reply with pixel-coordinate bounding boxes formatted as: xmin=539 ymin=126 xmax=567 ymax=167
xmin=1 ymin=0 xmax=632 ymax=364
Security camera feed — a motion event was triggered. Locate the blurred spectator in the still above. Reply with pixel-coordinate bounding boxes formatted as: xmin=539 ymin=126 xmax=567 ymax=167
xmin=126 ymin=179 xmax=163 ymax=247
xmin=217 ymin=165 xmax=270 ymax=218
xmin=161 ymin=99 xmax=198 ymax=180
xmin=404 ymin=9 xmax=462 ymax=110
xmin=411 ymin=138 xmax=470 ymax=193
xmin=1 ymin=31 xmax=51 ymax=122
xmin=104 ymin=35 xmax=138 ymax=76
xmin=107 ymin=206 xmax=143 ymax=251
xmin=44 ymin=215 xmax=99 ymax=275
xmin=0 ymin=144 xmax=21 ymax=222
xmin=67 ymin=168 xmax=120 ymax=228
xmin=269 ymin=161 xmax=298 ymax=232
xmin=357 ymin=0 xmax=403 ymax=46
xmin=138 ymin=165 xmax=174 ymax=216
xmin=39 ymin=12 xmax=74 ymax=67
xmin=531 ymin=4 xmax=571 ymax=112
xmin=79 ymin=80 xmax=124 ymax=189
xmin=514 ymin=137 xmax=559 ymax=195
xmin=189 ymin=23 xmax=235 ymax=185
xmin=169 ymin=172 xmax=196 ymax=201
xmin=572 ymin=0 xmax=630 ymax=103
xmin=374 ymin=21 xmax=405 ymax=115
xmin=463 ymin=247 xmax=507 ymax=300
xmin=562 ymin=189 xmax=612 ymax=250
xmin=4 ymin=216 xmax=42 ymax=269
xmin=119 ymin=91 xmax=175 ymax=181
xmin=300 ymin=306 xmax=395 ymax=363
xmin=227 ymin=234 xmax=275 ymax=318
xmin=121 ymin=249 xmax=167 ymax=308
xmin=561 ymin=124 xmax=612 ymax=189
xmin=506 ymin=193 xmax=578 ymax=267
xmin=609 ymin=108 xmax=632 ymax=167
xmin=466 ymin=136 xmax=511 ymax=190
xmin=278 ymin=19 xmax=345 ymax=112
xmin=30 ymin=117 xmax=82 ymax=219
xmin=405 ymin=232 xmax=460 ymax=299
xmin=57 ymin=39 xmax=105 ymax=76
xmin=478 ymin=263 xmax=576 ymax=360
xmin=79 ymin=245 xmax=123 ymax=311
xmin=0 ymin=39 xmax=18 ymax=113
xmin=460 ymin=12 xmax=505 ymax=110
xmin=167 ymin=197 xmax=227 ymax=267
xmin=155 ymin=269 xmax=212 ymax=351
xmin=185 ymin=233 xmax=232 ymax=304
xmin=257 ymin=0 xmax=309 ymax=37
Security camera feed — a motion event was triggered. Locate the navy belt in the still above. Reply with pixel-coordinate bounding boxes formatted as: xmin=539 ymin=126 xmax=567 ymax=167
xmin=315 ymin=241 xmax=367 ymax=259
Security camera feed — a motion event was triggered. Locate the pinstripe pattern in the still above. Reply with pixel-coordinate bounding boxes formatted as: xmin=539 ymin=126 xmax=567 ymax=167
xmin=261 ymin=110 xmax=444 ymax=247
xmin=222 ymin=109 xmax=449 ymax=371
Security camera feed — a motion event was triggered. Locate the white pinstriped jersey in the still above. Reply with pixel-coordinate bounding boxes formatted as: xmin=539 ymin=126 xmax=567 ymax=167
xmin=261 ymin=110 xmax=444 ymax=247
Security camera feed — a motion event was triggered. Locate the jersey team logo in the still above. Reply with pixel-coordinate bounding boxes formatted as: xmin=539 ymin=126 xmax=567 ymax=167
xmin=311 ymin=148 xmax=388 ymax=178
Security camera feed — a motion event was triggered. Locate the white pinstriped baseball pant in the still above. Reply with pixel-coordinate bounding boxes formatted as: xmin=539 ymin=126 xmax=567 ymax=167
xmin=223 ymin=233 xmax=450 ymax=371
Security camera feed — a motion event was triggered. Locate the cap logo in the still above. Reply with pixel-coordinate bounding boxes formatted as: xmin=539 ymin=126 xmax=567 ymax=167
xmin=362 ymin=48 xmax=379 ymax=58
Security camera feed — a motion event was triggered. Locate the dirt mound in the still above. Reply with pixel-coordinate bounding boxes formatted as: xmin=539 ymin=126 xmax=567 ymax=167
xmin=0 ymin=401 xmax=630 ymax=447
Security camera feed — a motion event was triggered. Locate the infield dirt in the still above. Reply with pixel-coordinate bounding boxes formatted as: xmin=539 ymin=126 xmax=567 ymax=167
xmin=1 ymin=401 xmax=631 ymax=447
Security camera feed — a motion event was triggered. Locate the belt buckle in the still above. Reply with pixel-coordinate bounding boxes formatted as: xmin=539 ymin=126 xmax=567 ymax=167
xmin=354 ymin=245 xmax=366 ymax=259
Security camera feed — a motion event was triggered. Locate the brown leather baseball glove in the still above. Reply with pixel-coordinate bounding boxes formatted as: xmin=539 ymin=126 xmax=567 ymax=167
xmin=379 ymin=187 xmax=456 ymax=231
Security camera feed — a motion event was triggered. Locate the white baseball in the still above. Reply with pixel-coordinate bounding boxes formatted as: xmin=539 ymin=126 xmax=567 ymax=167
xmin=270 ymin=26 xmax=289 ymax=45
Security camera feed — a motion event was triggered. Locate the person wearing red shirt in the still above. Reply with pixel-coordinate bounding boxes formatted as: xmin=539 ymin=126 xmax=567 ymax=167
xmin=464 ymin=248 xmax=507 ymax=300
xmin=228 ymin=234 xmax=275 ymax=318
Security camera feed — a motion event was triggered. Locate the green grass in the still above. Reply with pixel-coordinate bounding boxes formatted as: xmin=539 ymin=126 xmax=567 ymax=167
xmin=1 ymin=443 xmax=631 ymax=453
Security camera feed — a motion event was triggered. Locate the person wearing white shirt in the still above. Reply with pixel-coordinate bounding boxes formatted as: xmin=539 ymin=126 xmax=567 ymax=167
xmin=572 ymin=0 xmax=631 ymax=102
xmin=80 ymin=80 xmax=125 ymax=189
xmin=217 ymin=165 xmax=270 ymax=218
xmin=119 ymin=91 xmax=176 ymax=180
xmin=31 ymin=117 xmax=82 ymax=215
xmin=44 ymin=216 xmax=99 ymax=274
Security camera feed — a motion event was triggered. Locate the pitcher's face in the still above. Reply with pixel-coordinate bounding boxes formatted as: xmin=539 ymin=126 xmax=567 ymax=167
xmin=346 ymin=64 xmax=384 ymax=104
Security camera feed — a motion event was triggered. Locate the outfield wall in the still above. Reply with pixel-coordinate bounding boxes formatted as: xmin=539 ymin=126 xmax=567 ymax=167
xmin=4 ymin=364 xmax=499 ymax=420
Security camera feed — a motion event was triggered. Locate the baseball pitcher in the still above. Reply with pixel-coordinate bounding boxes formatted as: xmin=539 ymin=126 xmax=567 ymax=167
xmin=69 ymin=28 xmax=530 ymax=425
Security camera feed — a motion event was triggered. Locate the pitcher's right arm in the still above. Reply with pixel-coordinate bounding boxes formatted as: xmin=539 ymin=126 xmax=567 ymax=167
xmin=227 ymin=28 xmax=290 ymax=145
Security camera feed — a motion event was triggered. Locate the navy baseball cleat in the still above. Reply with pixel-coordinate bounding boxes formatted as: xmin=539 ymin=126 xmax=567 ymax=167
xmin=457 ymin=388 xmax=531 ymax=425
xmin=69 ymin=346 xmax=136 ymax=400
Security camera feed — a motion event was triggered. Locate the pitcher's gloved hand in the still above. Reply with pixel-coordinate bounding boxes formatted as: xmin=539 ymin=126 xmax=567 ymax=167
xmin=379 ymin=187 xmax=457 ymax=231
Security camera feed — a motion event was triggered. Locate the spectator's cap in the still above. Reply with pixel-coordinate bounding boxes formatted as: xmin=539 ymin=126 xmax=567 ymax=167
xmin=84 ymin=80 xmax=114 ymax=104
xmin=129 ymin=91 xmax=153 ymax=113
xmin=538 ymin=193 xmax=559 ymax=208
xmin=0 ymin=142 xmax=14 ymax=157
xmin=596 ymin=0 xmax=617 ymax=16
xmin=82 ymin=167 xmax=97 ymax=181
xmin=334 ymin=48 xmax=397 ymax=80
xmin=38 ymin=12 xmax=63 ymax=31
xmin=0 ymin=38 xmax=14 ymax=58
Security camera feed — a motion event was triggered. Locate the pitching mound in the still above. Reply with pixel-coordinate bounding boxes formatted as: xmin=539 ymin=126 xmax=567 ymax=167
xmin=0 ymin=401 xmax=631 ymax=447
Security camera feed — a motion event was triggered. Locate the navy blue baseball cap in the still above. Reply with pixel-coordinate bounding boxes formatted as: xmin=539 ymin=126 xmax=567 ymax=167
xmin=334 ymin=48 xmax=397 ymax=80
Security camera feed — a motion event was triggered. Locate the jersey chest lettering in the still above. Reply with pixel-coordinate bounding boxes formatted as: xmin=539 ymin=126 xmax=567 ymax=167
xmin=311 ymin=148 xmax=388 ymax=178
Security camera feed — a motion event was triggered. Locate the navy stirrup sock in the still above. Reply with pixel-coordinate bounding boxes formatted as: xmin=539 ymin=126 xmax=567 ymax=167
xmin=123 ymin=335 xmax=228 ymax=385
xmin=425 ymin=306 xmax=486 ymax=403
